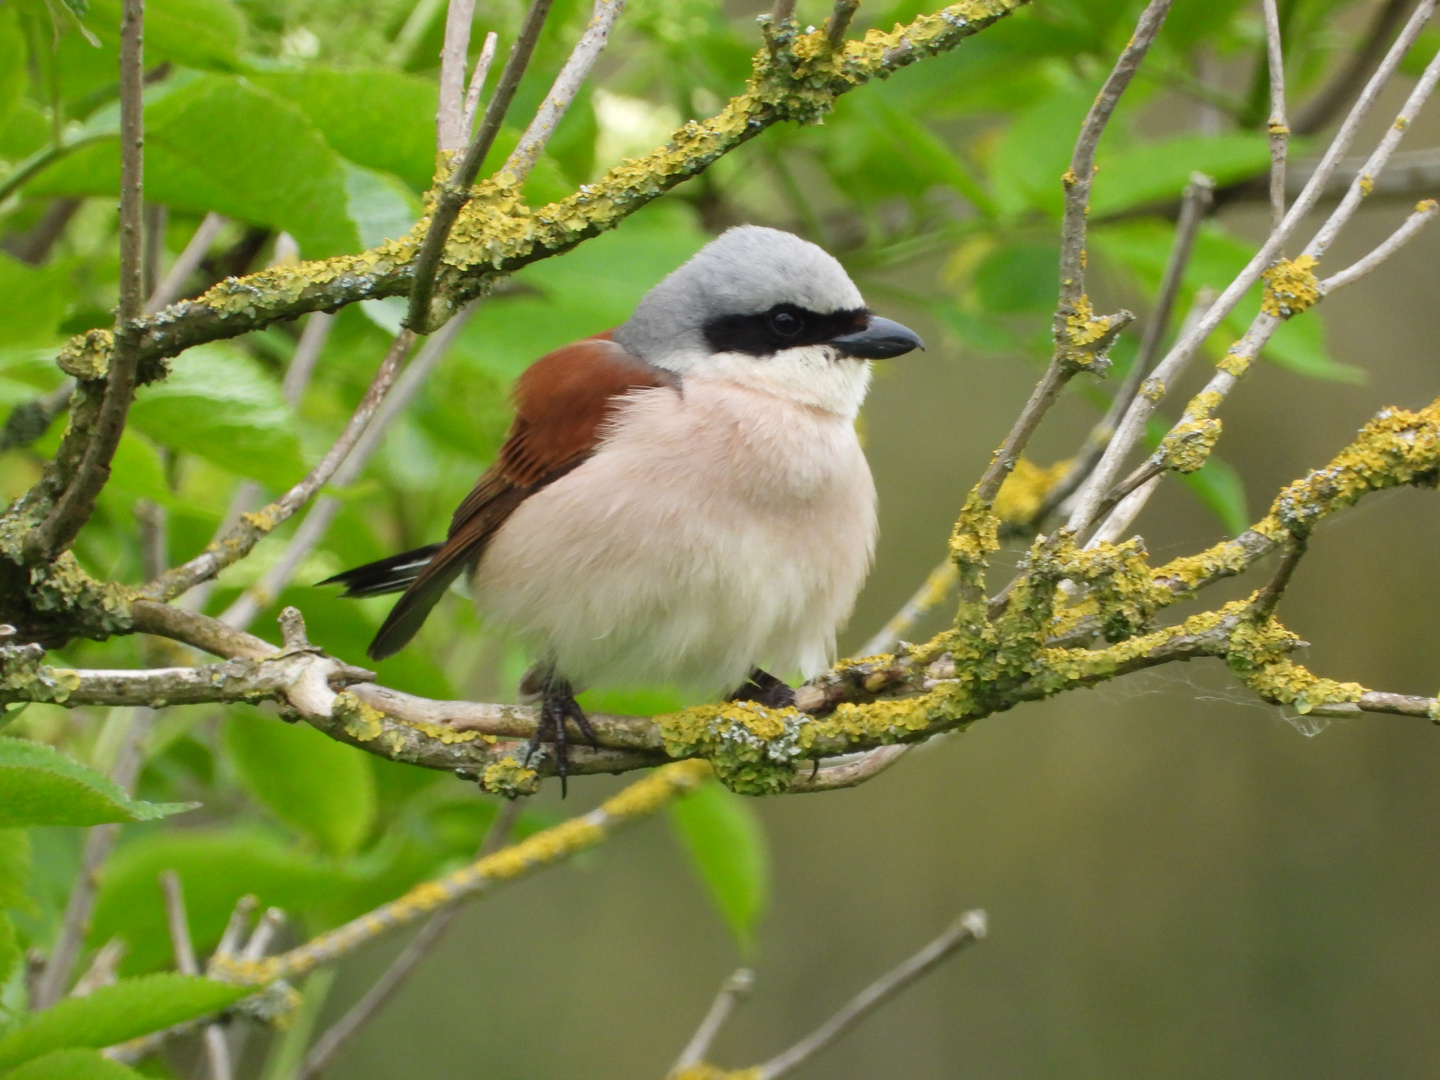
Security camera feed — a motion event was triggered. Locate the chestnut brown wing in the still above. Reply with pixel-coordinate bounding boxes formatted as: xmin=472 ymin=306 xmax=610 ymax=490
xmin=365 ymin=334 xmax=675 ymax=660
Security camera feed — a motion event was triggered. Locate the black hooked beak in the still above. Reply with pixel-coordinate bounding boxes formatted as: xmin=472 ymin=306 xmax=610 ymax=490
xmin=828 ymin=315 xmax=925 ymax=359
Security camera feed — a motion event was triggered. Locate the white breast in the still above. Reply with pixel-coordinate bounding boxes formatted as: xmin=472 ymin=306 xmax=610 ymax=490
xmin=471 ymin=360 xmax=878 ymax=695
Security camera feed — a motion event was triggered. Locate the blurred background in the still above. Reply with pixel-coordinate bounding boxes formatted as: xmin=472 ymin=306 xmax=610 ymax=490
xmin=4 ymin=0 xmax=1440 ymax=1075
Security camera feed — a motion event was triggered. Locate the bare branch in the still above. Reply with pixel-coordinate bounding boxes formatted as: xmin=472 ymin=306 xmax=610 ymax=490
xmin=22 ymin=0 xmax=146 ymax=564
xmin=143 ymin=329 xmax=417 ymax=602
xmin=1065 ymin=0 xmax=1440 ymax=537
xmin=1292 ymin=0 xmax=1410 ymax=135
xmin=1261 ymin=0 xmax=1288 ymax=231
xmin=670 ymin=969 xmax=755 ymax=1076
xmin=1320 ymin=198 xmax=1440 ymax=293
xmin=218 ymin=304 xmax=476 ymax=631
xmin=297 ymin=799 xmax=525 ymax=1080
xmin=502 ymin=0 xmax=625 ymax=185
xmin=1056 ymin=0 xmax=1173 ymax=319
xmin=31 ymin=700 xmax=155 ymax=1009
xmin=786 ymin=744 xmax=913 ymax=793
xmin=971 ymin=0 xmax=1170 ymax=510
xmin=461 ymin=32 xmax=499 ymax=135
xmin=161 ymin=870 xmax=232 ymax=1080
xmin=755 ymin=911 xmax=987 ymax=1080
xmin=438 ymin=0 xmax=478 ymax=152
xmin=211 ymin=763 xmax=710 ymax=986
xmin=144 ymin=212 xmax=226 ymax=315
xmin=406 ymin=0 xmax=555 ymax=331
xmin=770 ymin=0 xmax=796 ymax=25
xmin=826 ymin=0 xmax=861 ymax=49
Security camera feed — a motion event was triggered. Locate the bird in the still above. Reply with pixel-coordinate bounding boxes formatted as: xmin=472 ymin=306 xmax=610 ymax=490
xmin=322 ymin=225 xmax=923 ymax=790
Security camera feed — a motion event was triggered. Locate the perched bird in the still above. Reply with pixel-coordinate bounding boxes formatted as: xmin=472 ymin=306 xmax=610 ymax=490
xmin=323 ymin=226 xmax=923 ymax=787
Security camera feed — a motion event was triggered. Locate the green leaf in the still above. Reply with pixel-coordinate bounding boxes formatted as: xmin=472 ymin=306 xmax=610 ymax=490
xmin=1180 ymin=456 xmax=1250 ymax=536
xmin=668 ymin=780 xmax=769 ymax=950
xmin=0 ymin=913 xmax=19 ymax=988
xmin=79 ymin=0 xmax=246 ymax=71
xmin=0 ymin=9 xmax=24 ymax=133
xmin=973 ymin=239 xmax=1059 ymax=313
xmin=90 ymin=829 xmax=346 ymax=975
xmin=0 ymin=739 xmax=195 ymax=828
xmin=0 ymin=975 xmax=248 ymax=1071
xmin=344 ymin=163 xmax=419 ymax=250
xmin=128 ymin=344 xmax=303 ymax=489
xmin=1264 ymin=308 xmax=1364 ymax=383
xmin=0 ymin=828 xmax=30 ymax=909
xmin=251 ymin=69 xmax=438 ymax=192
xmin=222 ymin=709 xmax=377 ymax=857
xmin=29 ymin=76 xmax=359 ymax=257
xmin=0 ymin=255 xmax=71 ymax=348
xmin=1092 ymin=133 xmax=1272 ymax=217
xmin=1 ymin=1049 xmax=144 ymax=1080
xmin=989 ymin=76 xmax=1097 ymax=217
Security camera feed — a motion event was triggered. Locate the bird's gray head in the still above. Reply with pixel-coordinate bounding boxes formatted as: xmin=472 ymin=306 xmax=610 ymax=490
xmin=613 ymin=225 xmax=922 ymax=372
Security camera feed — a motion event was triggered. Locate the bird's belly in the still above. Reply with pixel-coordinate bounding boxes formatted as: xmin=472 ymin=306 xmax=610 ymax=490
xmin=471 ymin=384 xmax=876 ymax=693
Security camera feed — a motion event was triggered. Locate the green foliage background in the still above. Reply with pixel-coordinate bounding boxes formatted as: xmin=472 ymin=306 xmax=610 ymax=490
xmin=2 ymin=0 xmax=1440 ymax=1076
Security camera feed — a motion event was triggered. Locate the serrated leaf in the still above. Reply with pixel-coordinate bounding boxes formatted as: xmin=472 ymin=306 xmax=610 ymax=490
xmin=0 ymin=975 xmax=248 ymax=1070
xmin=668 ymin=780 xmax=769 ymax=951
xmin=128 ymin=344 xmax=303 ymax=489
xmin=1 ymin=1049 xmax=144 ymax=1080
xmin=222 ymin=709 xmax=376 ymax=857
xmin=28 ymin=76 xmax=358 ymax=257
xmin=0 ymin=739 xmax=195 ymax=828
xmin=90 ymin=829 xmax=347 ymax=975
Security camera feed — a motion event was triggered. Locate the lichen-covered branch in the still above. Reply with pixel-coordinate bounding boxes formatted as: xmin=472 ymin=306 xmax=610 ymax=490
xmin=210 ymin=760 xmax=710 ymax=986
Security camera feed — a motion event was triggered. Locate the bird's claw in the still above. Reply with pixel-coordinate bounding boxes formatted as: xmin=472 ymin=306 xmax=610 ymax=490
xmin=524 ymin=679 xmax=597 ymax=797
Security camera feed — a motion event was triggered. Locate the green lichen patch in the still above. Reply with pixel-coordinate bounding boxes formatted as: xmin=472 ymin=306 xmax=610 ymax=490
xmin=1159 ymin=417 xmax=1221 ymax=474
xmin=0 ymin=639 xmax=79 ymax=704
xmin=659 ymin=701 xmax=815 ymax=795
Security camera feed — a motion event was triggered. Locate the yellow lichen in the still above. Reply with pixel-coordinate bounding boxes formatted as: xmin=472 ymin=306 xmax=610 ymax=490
xmin=671 ymin=1065 xmax=762 ymax=1080
xmin=479 ymin=756 xmax=541 ymax=798
xmin=1261 ymin=254 xmax=1320 ymax=318
xmin=332 ymin=691 xmax=384 ymax=742
xmin=1159 ymin=417 xmax=1221 ymax=474
xmin=993 ymin=457 xmax=1071 ymax=525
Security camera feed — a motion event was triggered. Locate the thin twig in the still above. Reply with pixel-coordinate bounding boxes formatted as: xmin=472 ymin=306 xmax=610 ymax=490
xmin=1089 ymin=473 xmax=1161 ymax=546
xmin=144 ymin=329 xmax=417 ymax=602
xmin=296 ymin=798 xmax=526 ymax=1080
xmin=461 ymin=32 xmax=499 ymax=135
xmin=826 ymin=0 xmax=861 ymax=49
xmin=406 ymin=0 xmax=554 ymax=331
xmin=437 ymin=0 xmax=478 ymax=152
xmin=1056 ymin=0 xmax=1174 ymax=319
xmin=756 ymin=911 xmax=988 ymax=1080
xmin=162 ymin=869 xmax=233 ymax=1080
xmin=770 ymin=0 xmax=796 ymax=24
xmin=1320 ymin=198 xmax=1440 ymax=293
xmin=1028 ymin=175 xmax=1214 ymax=533
xmin=1064 ymin=0 xmax=1440 ymax=538
xmin=32 ymin=702 xmax=156 ymax=1009
xmin=218 ymin=304 xmax=476 ymax=631
xmin=670 ymin=969 xmax=755 ymax=1076
xmin=144 ymin=212 xmax=226 ymax=314
xmin=22 ymin=0 xmax=146 ymax=564
xmin=1261 ymin=0 xmax=1288 ymax=231
xmin=973 ymin=0 xmax=1169 ymax=508
xmin=500 ymin=0 xmax=625 ymax=186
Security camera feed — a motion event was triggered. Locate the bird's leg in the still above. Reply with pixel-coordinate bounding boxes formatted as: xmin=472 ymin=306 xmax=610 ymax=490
xmin=726 ymin=668 xmax=797 ymax=709
xmin=524 ymin=676 xmax=597 ymax=798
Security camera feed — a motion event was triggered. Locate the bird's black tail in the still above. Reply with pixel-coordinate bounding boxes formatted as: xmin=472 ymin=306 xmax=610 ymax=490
xmin=317 ymin=543 xmax=444 ymax=599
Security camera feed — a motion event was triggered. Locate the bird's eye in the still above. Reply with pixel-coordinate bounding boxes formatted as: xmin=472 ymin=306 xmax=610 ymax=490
xmin=769 ymin=310 xmax=802 ymax=338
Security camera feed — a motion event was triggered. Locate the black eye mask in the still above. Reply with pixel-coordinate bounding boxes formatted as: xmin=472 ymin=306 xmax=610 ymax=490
xmin=702 ymin=303 xmax=870 ymax=357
